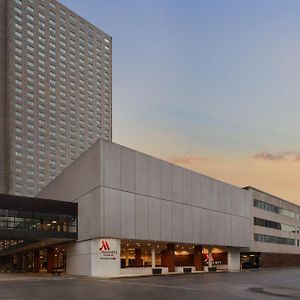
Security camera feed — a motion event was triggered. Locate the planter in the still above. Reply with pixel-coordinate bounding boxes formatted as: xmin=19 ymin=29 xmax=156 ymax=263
xmin=152 ymin=268 xmax=162 ymax=275
xmin=183 ymin=267 xmax=192 ymax=273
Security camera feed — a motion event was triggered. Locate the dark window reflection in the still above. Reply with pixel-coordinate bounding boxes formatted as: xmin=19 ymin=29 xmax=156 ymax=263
xmin=0 ymin=209 xmax=77 ymax=233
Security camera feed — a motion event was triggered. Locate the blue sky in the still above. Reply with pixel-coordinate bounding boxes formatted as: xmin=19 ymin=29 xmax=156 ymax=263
xmin=60 ymin=0 xmax=300 ymax=203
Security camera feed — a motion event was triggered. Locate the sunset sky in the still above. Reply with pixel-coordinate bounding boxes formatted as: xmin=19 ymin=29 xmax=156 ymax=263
xmin=61 ymin=0 xmax=300 ymax=204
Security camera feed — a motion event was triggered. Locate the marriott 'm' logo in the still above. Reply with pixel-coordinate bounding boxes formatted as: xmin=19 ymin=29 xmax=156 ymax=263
xmin=99 ymin=240 xmax=110 ymax=251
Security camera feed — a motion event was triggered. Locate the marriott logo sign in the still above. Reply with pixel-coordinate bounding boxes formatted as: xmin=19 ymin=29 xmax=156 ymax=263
xmin=99 ymin=240 xmax=110 ymax=251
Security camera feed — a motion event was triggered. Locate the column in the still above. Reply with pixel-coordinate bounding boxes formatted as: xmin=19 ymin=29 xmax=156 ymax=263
xmin=228 ymin=248 xmax=240 ymax=271
xmin=208 ymin=247 xmax=213 ymax=268
xmin=33 ymin=249 xmax=40 ymax=273
xmin=194 ymin=245 xmax=203 ymax=271
xmin=67 ymin=239 xmax=121 ymax=276
xmin=135 ymin=249 xmax=142 ymax=267
xmin=151 ymin=247 xmax=156 ymax=268
xmin=166 ymin=243 xmax=175 ymax=272
xmin=125 ymin=249 xmax=129 ymax=267
xmin=47 ymin=247 xmax=55 ymax=273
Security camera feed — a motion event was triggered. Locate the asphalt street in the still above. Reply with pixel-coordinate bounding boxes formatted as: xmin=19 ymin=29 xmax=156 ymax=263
xmin=0 ymin=268 xmax=300 ymax=299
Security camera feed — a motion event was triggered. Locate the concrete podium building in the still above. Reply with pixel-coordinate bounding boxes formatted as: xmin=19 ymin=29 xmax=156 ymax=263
xmin=36 ymin=139 xmax=252 ymax=276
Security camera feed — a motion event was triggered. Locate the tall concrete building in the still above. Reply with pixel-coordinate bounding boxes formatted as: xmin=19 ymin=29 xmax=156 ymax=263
xmin=0 ymin=0 xmax=112 ymax=196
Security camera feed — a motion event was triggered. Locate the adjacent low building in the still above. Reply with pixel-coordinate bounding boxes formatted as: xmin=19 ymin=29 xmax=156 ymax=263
xmin=243 ymin=186 xmax=300 ymax=268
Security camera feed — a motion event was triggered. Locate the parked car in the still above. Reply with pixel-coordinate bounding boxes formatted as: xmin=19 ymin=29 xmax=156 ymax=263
xmin=242 ymin=261 xmax=258 ymax=269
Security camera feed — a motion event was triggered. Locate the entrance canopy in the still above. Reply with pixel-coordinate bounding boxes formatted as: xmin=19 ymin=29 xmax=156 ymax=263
xmin=0 ymin=193 xmax=78 ymax=255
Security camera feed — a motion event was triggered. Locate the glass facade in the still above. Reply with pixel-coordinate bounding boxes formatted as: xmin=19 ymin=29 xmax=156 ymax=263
xmin=0 ymin=209 xmax=77 ymax=233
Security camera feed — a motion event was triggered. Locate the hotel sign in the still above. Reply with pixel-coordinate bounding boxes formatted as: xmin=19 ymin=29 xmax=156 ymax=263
xmin=99 ymin=239 xmax=118 ymax=261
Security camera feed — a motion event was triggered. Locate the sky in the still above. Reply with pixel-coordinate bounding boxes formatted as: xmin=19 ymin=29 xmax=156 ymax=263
xmin=60 ymin=0 xmax=300 ymax=204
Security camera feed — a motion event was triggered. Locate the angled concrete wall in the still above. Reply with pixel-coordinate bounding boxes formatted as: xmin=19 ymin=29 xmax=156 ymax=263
xmin=38 ymin=139 xmax=252 ymax=248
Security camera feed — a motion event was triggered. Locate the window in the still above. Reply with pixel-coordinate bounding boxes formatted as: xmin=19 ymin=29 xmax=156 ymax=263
xmin=254 ymin=233 xmax=295 ymax=246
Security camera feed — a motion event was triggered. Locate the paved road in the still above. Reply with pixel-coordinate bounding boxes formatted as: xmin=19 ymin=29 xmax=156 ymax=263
xmin=0 ymin=268 xmax=300 ymax=299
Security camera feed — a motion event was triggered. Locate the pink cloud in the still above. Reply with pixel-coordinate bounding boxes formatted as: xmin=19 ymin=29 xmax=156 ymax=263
xmin=253 ymin=151 xmax=300 ymax=162
xmin=168 ymin=155 xmax=204 ymax=166
xmin=253 ymin=152 xmax=285 ymax=161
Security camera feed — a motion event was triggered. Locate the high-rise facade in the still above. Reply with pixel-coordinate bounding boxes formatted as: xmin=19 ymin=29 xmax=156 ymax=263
xmin=0 ymin=0 xmax=112 ymax=196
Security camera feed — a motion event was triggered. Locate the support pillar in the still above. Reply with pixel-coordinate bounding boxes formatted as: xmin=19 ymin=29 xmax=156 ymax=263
xmin=166 ymin=243 xmax=175 ymax=272
xmin=194 ymin=245 xmax=203 ymax=271
xmin=47 ymin=247 xmax=55 ymax=273
xmin=135 ymin=249 xmax=142 ymax=267
xmin=67 ymin=239 xmax=121 ymax=276
xmin=228 ymin=248 xmax=240 ymax=271
xmin=125 ymin=249 xmax=129 ymax=267
xmin=208 ymin=247 xmax=213 ymax=268
xmin=33 ymin=249 xmax=40 ymax=273
xmin=151 ymin=247 xmax=156 ymax=268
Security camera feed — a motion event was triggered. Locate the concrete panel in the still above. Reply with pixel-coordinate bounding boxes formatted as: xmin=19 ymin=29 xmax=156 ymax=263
xmin=104 ymin=187 xmax=121 ymax=237
xmin=160 ymin=161 xmax=172 ymax=200
xmin=37 ymin=140 xmax=101 ymax=202
xmin=231 ymin=187 xmax=244 ymax=217
xmin=120 ymin=191 xmax=135 ymax=239
xmin=192 ymin=207 xmax=201 ymax=243
xmin=243 ymin=190 xmax=251 ymax=218
xmin=136 ymin=152 xmax=149 ymax=195
xmin=210 ymin=211 xmax=219 ymax=245
xmin=88 ymin=188 xmax=102 ymax=239
xmin=182 ymin=169 xmax=192 ymax=205
xmin=172 ymin=202 xmax=183 ymax=241
xmin=135 ymin=194 xmax=149 ymax=239
xmin=231 ymin=215 xmax=239 ymax=246
xmin=210 ymin=211 xmax=225 ymax=245
xmin=218 ymin=182 xmax=231 ymax=214
xmin=103 ymin=142 xmax=121 ymax=189
xmin=120 ymin=147 xmax=136 ymax=192
xmin=149 ymin=197 xmax=161 ymax=240
xmin=191 ymin=172 xmax=201 ymax=207
xmin=66 ymin=241 xmax=92 ymax=276
xmin=243 ymin=218 xmax=251 ymax=246
xmin=209 ymin=180 xmax=219 ymax=211
xmin=200 ymin=208 xmax=210 ymax=244
xmin=199 ymin=175 xmax=210 ymax=209
xmin=225 ymin=214 xmax=232 ymax=247
xmin=182 ymin=205 xmax=193 ymax=242
xmin=172 ymin=165 xmax=183 ymax=203
xmin=148 ymin=157 xmax=161 ymax=198
xmin=77 ymin=195 xmax=92 ymax=241
xmin=161 ymin=200 xmax=172 ymax=241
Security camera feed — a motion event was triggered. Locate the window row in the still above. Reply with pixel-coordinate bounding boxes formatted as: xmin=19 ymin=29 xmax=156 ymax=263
xmin=253 ymin=199 xmax=296 ymax=219
xmin=254 ymin=233 xmax=295 ymax=246
xmin=254 ymin=217 xmax=298 ymax=233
